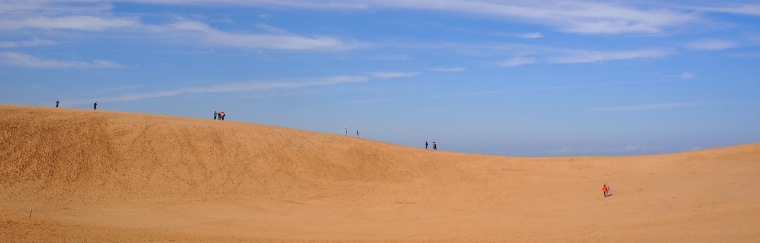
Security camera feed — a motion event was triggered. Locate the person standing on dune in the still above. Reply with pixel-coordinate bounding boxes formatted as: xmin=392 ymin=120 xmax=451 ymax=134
xmin=93 ymin=101 xmax=98 ymax=110
xmin=55 ymin=100 xmax=59 ymax=107
xmin=433 ymin=142 xmax=437 ymax=150
xmin=214 ymin=111 xmax=218 ymax=120
xmin=602 ymin=184 xmax=609 ymax=197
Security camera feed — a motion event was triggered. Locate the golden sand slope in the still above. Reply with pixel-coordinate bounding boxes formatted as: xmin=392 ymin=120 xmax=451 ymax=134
xmin=1 ymin=105 xmax=759 ymax=242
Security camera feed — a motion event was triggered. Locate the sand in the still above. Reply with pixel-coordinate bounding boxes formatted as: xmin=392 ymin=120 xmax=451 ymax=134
xmin=1 ymin=105 xmax=759 ymax=242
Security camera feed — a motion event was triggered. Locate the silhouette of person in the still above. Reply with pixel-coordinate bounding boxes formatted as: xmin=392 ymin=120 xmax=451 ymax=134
xmin=356 ymin=130 xmax=360 ymax=137
xmin=344 ymin=127 xmax=348 ymax=136
xmin=214 ymin=111 xmax=218 ymax=120
xmin=433 ymin=142 xmax=437 ymax=150
xmin=55 ymin=100 xmax=59 ymax=108
xmin=425 ymin=141 xmax=428 ymax=149
xmin=93 ymin=101 xmax=98 ymax=110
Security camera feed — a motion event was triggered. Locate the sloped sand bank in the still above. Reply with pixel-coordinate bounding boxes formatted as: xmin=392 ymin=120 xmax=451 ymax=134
xmin=2 ymin=105 xmax=759 ymax=241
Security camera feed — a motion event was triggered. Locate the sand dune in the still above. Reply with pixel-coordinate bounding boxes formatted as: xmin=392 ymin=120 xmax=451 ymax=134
xmin=1 ymin=105 xmax=759 ymax=242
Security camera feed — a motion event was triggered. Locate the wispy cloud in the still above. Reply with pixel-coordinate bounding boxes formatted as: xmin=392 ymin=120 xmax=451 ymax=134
xmin=685 ymin=39 xmax=738 ymax=50
xmin=0 ymin=1 xmax=708 ymax=54
xmin=0 ymin=38 xmax=56 ymax=48
xmin=373 ymin=54 xmax=411 ymax=60
xmin=468 ymin=43 xmax=676 ymax=67
xmin=550 ymin=48 xmax=673 ymax=64
xmin=255 ymin=24 xmax=290 ymax=34
xmin=594 ymin=102 xmax=705 ymax=111
xmin=45 ymin=0 xmax=698 ymax=35
xmin=341 ymin=1 xmax=697 ymax=34
xmin=679 ymin=72 xmax=697 ymax=79
xmin=0 ymin=52 xmax=124 ymax=69
xmin=72 ymin=75 xmax=369 ymax=104
xmin=128 ymin=0 xmax=370 ymax=10
xmin=689 ymin=4 xmax=760 ymax=16
xmin=0 ymin=2 xmax=362 ymax=51
xmin=0 ymin=16 xmax=139 ymax=31
xmin=391 ymin=1 xmax=695 ymax=35
xmin=423 ymin=1 xmax=694 ymax=34
xmin=430 ymin=66 xmax=466 ymax=72
xmin=430 ymin=78 xmax=687 ymax=99
xmin=500 ymin=56 xmax=536 ymax=67
xmin=516 ymin=32 xmax=544 ymax=39
xmin=155 ymin=20 xmax=362 ymax=51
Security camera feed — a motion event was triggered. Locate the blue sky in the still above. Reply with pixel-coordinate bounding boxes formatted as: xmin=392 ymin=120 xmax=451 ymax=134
xmin=1 ymin=0 xmax=759 ymax=156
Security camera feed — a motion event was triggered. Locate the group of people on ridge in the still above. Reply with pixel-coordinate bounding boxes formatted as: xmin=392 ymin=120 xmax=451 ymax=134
xmin=343 ymin=127 xmax=360 ymax=137
xmin=425 ymin=141 xmax=437 ymax=150
xmin=213 ymin=111 xmax=226 ymax=120
xmin=54 ymin=100 xmax=97 ymax=110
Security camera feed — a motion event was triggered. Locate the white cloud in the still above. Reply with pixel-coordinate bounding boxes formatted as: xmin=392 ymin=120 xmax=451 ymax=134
xmin=500 ymin=56 xmax=536 ymax=67
xmin=430 ymin=66 xmax=466 ymax=72
xmin=0 ymin=38 xmax=56 ymax=48
xmin=685 ymin=39 xmax=738 ymax=50
xmin=370 ymin=72 xmax=420 ymax=79
xmin=516 ymin=32 xmax=544 ymax=39
xmin=0 ymin=52 xmax=124 ymax=69
xmin=550 ymin=49 xmax=673 ymax=64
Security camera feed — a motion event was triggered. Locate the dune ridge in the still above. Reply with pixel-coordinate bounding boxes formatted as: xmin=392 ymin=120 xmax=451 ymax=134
xmin=1 ymin=105 xmax=446 ymax=201
xmin=1 ymin=105 xmax=759 ymax=242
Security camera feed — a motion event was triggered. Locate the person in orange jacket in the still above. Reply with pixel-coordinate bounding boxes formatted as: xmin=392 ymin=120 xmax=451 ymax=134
xmin=602 ymin=184 xmax=609 ymax=197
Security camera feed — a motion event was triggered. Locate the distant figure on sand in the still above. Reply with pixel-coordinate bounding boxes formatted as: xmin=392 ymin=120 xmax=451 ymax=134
xmin=605 ymin=183 xmax=611 ymax=196
xmin=356 ymin=130 xmax=360 ymax=137
xmin=219 ymin=111 xmax=225 ymax=121
xmin=93 ymin=101 xmax=98 ymax=110
xmin=55 ymin=100 xmax=59 ymax=108
xmin=425 ymin=141 xmax=428 ymax=149
xmin=433 ymin=142 xmax=437 ymax=150
xmin=602 ymin=184 xmax=609 ymax=197
xmin=214 ymin=111 xmax=218 ymax=120
xmin=344 ymin=127 xmax=348 ymax=136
